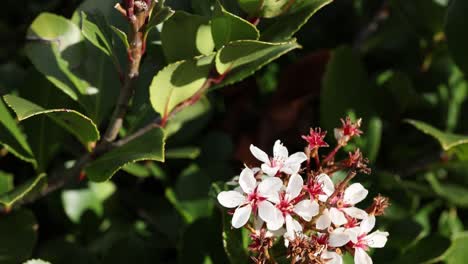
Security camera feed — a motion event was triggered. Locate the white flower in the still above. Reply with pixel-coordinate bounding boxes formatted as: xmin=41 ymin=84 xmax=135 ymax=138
xmin=352 ymin=215 xmax=389 ymax=264
xmin=265 ymin=174 xmax=319 ymax=239
xmin=250 ymin=140 xmax=307 ymax=176
xmin=316 ymin=182 xmax=369 ymax=229
xmin=321 ymin=250 xmax=343 ymax=264
xmin=217 ymin=167 xmax=283 ymax=228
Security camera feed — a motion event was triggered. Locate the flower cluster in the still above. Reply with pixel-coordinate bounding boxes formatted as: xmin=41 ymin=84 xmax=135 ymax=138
xmin=217 ymin=117 xmax=389 ymax=264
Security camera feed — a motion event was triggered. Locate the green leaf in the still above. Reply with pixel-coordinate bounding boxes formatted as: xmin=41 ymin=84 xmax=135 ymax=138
xmin=211 ymin=2 xmax=259 ymax=49
xmin=239 ymin=0 xmax=292 ymax=18
xmin=23 ymin=259 xmax=52 ymax=264
xmin=0 ymin=99 xmax=35 ymax=164
xmin=110 ymin=26 xmax=129 ymax=49
xmin=0 ymin=171 xmax=14 ymax=195
xmin=80 ymin=12 xmax=113 ymax=57
xmin=165 ymin=164 xmax=213 ymax=224
xmin=445 ymin=0 xmax=468 ymax=74
xmin=443 ymin=232 xmax=468 ymax=263
xmin=426 ymin=172 xmax=468 ymax=207
xmin=0 ymin=174 xmax=46 ymax=209
xmin=398 ymin=234 xmax=451 ymax=263
xmin=4 ymin=95 xmax=100 ymax=151
xmin=439 ymin=209 xmax=464 ymax=238
xmin=405 ymin=119 xmax=468 ymax=160
xmin=365 ymin=117 xmax=382 ymax=162
xmin=149 ymin=54 xmax=215 ymax=117
xmin=85 ymin=128 xmax=166 ymax=182
xmin=146 ymin=2 xmax=175 ymax=37
xmin=61 ymin=182 xmax=116 ymax=223
xmin=166 ymin=147 xmax=201 ymax=159
xmin=165 ymin=96 xmax=212 ymax=137
xmin=320 ymin=46 xmax=376 ymax=132
xmin=26 ymin=13 xmax=88 ymax=101
xmin=261 ymin=0 xmax=333 ymax=42
xmin=0 ymin=209 xmax=38 ymax=264
xmin=221 ymin=206 xmax=249 ymax=263
xmin=161 ymin=11 xmax=214 ymax=62
xmin=212 ymin=39 xmax=300 ymax=88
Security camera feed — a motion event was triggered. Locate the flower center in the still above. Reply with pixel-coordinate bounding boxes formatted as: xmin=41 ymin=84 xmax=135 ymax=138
xmin=276 ymin=194 xmax=294 ymax=216
xmin=247 ymin=188 xmax=267 ymax=211
xmin=353 ymin=234 xmax=369 ymax=251
xmin=307 ymin=182 xmax=326 ymax=199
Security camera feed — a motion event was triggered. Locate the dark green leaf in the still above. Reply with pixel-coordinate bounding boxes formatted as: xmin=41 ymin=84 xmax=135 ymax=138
xmin=0 ymin=209 xmax=38 ymax=264
xmin=426 ymin=172 xmax=468 ymax=207
xmin=406 ymin=119 xmax=468 ymax=160
xmin=26 ymin=13 xmax=88 ymax=101
xmin=438 ymin=209 xmax=464 ymax=238
xmin=0 ymin=174 xmax=46 ymax=209
xmin=85 ymin=128 xmax=166 ymax=182
xmin=149 ymin=54 xmax=214 ymax=117
xmin=261 ymin=0 xmax=332 ymax=42
xmin=320 ymin=46 xmax=376 ymax=132
xmin=398 ymin=235 xmax=450 ymax=263
xmin=4 ymin=95 xmax=100 ymax=150
xmin=146 ymin=2 xmax=175 ymax=37
xmin=445 ymin=0 xmax=468 ymax=74
xmin=0 ymin=99 xmax=35 ymax=164
xmin=165 ymin=147 xmax=201 ymax=159
xmin=161 ymin=11 xmax=214 ymax=62
xmin=212 ymin=39 xmax=300 ymax=88
xmin=80 ymin=12 xmax=113 ymax=57
xmin=0 ymin=171 xmax=13 ymax=195
xmin=211 ymin=2 xmax=259 ymax=49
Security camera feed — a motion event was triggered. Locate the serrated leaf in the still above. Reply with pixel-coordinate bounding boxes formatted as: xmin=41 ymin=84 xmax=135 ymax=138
xmin=61 ymin=182 xmax=116 ymax=223
xmin=161 ymin=11 xmax=214 ymax=62
xmin=261 ymin=0 xmax=332 ymax=42
xmin=320 ymin=46 xmax=376 ymax=132
xmin=0 ymin=209 xmax=38 ymax=264
xmin=165 ymin=96 xmax=211 ymax=137
xmin=26 ymin=13 xmax=88 ymax=101
xmin=4 ymin=95 xmax=99 ymax=151
xmin=405 ymin=119 xmax=468 ymax=160
xmin=211 ymin=2 xmax=259 ymax=49
xmin=445 ymin=0 xmax=468 ymax=74
xmin=212 ymin=39 xmax=300 ymax=88
xmin=166 ymin=147 xmax=201 ymax=159
xmin=0 ymin=99 xmax=35 ymax=164
xmin=85 ymin=128 xmax=166 ymax=182
xmin=149 ymin=54 xmax=214 ymax=117
xmin=0 ymin=174 xmax=46 ymax=209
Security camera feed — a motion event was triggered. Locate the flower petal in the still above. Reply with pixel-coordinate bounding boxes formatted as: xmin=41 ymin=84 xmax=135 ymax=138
xmin=366 ymin=230 xmax=389 ymax=248
xmin=360 ymin=214 xmax=376 ymax=234
xmin=285 ymin=152 xmax=307 ymax=167
xmin=293 ymin=200 xmax=319 ymax=221
xmin=232 ymin=204 xmax=252 ymax=228
xmin=217 ymin=190 xmax=245 ymax=208
xmin=322 ymin=251 xmax=343 ymax=264
xmin=285 ymin=214 xmax=302 ymax=239
xmin=316 ymin=210 xmax=332 ymax=230
xmin=258 ymin=177 xmax=283 ymax=196
xmin=239 ymin=167 xmax=256 ymax=193
xmin=258 ymin=201 xmax=278 ymax=225
xmin=343 ymin=183 xmax=368 ymax=205
xmin=330 ymin=207 xmax=347 ymax=226
xmin=265 ymin=207 xmax=284 ymax=231
xmin=328 ymin=227 xmax=351 ymax=247
xmin=250 ymin=144 xmax=270 ymax=164
xmin=286 ymin=174 xmax=304 ymax=200
xmin=343 ymin=207 xmax=368 ymax=220
xmin=354 ymin=248 xmax=373 ymax=264
xmin=317 ymin=173 xmax=335 ymax=198
xmin=281 ymin=163 xmax=301 ymax=175
xmin=261 ymin=164 xmax=279 ymax=177
xmin=273 ymin=140 xmax=288 ymax=160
